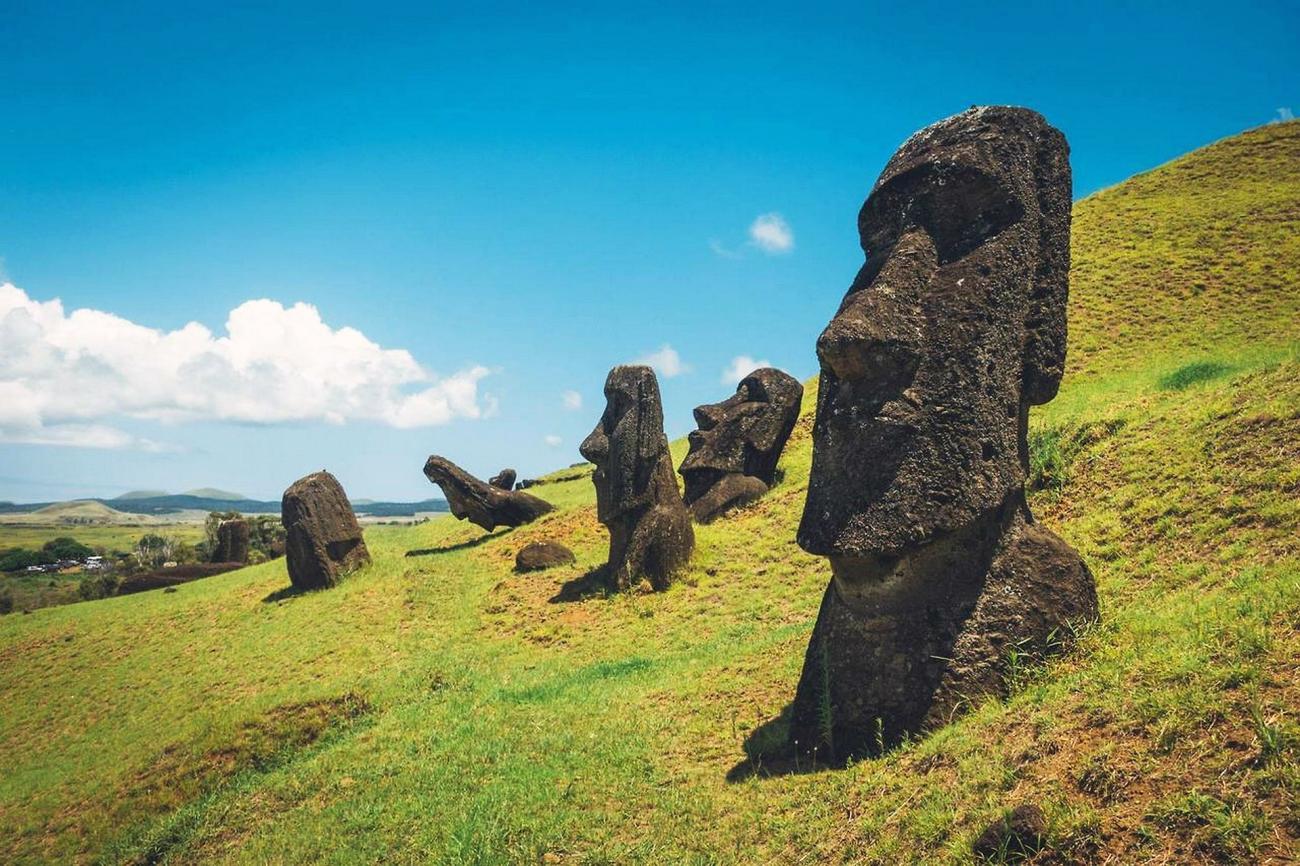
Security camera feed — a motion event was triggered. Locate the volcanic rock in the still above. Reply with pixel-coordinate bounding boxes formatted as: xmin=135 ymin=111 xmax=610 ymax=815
xmin=211 ymin=518 xmax=250 ymax=564
xmin=679 ymin=367 xmax=802 ymax=523
xmin=789 ymin=107 xmax=1098 ymax=758
xmin=489 ymin=468 xmax=517 ymax=490
xmin=423 ymin=456 xmax=553 ymax=531
xmin=281 ymin=471 xmax=371 ymax=591
xmin=580 ymin=365 xmax=693 ymax=591
xmin=514 ymin=541 xmax=576 ymax=572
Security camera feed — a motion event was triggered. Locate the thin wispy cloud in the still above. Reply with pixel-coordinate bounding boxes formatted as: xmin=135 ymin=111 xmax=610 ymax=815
xmin=708 ymin=239 xmax=743 ymax=259
xmin=543 ymin=434 xmax=562 ymax=447
xmin=1271 ymin=107 xmax=1295 ymax=124
xmin=748 ymin=212 xmax=794 ymax=254
xmin=0 ymin=283 xmax=493 ymax=450
xmin=561 ymin=390 xmax=583 ymax=411
xmin=633 ymin=344 xmax=690 ymax=378
xmin=720 ymin=355 xmax=771 ymax=385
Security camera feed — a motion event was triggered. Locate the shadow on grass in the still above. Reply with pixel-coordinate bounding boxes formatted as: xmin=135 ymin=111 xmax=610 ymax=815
xmin=262 ymin=585 xmax=309 ymax=604
xmin=726 ymin=702 xmax=844 ymax=782
xmin=405 ymin=528 xmax=511 ymax=558
xmin=549 ymin=565 xmax=612 ymax=604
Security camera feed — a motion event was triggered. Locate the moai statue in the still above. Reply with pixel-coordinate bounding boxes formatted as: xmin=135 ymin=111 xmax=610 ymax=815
xmin=211 ymin=518 xmax=250 ymax=564
xmin=281 ymin=471 xmax=370 ymax=590
xmin=790 ymin=107 xmax=1098 ymax=759
xmin=580 ymin=365 xmax=694 ymax=591
xmin=423 ymin=457 xmax=553 ymax=531
xmin=488 ymin=468 xmax=517 ymax=490
xmin=678 ymin=367 xmax=803 ymax=523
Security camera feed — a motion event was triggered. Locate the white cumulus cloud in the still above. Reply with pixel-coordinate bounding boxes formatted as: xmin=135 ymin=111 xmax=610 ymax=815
xmin=0 ymin=283 xmax=493 ymax=450
xmin=1271 ymin=107 xmax=1295 ymax=124
xmin=561 ymin=390 xmax=583 ymax=411
xmin=720 ymin=355 xmax=771 ymax=385
xmin=633 ymin=344 xmax=690 ymax=378
xmin=544 ymin=434 xmax=562 ymax=447
xmin=748 ymin=212 xmax=794 ymax=254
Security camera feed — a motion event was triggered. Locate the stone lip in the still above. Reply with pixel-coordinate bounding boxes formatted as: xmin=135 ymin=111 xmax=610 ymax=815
xmin=679 ymin=367 xmax=803 ymax=523
xmin=514 ymin=541 xmax=576 ymax=573
xmin=281 ymin=470 xmax=370 ymax=591
xmin=423 ymin=455 xmax=553 ymax=531
xmin=580 ymin=365 xmax=694 ymax=591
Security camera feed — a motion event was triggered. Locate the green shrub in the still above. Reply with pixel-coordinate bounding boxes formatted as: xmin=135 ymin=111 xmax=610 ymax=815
xmin=78 ymin=573 xmax=120 ymax=601
xmin=0 ymin=587 xmax=13 ymax=615
xmin=42 ymin=536 xmax=94 ymax=560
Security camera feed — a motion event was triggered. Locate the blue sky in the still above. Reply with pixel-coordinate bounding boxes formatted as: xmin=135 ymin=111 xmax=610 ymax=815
xmin=1 ymin=0 xmax=1295 ymax=503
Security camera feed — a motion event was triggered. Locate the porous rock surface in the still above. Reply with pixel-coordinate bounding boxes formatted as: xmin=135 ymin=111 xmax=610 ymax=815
xmin=423 ymin=456 xmax=553 ymax=531
xmin=281 ymin=471 xmax=371 ymax=591
xmin=580 ymin=365 xmax=693 ymax=591
xmin=789 ymin=106 xmax=1098 ymax=758
xmin=679 ymin=367 xmax=802 ymax=523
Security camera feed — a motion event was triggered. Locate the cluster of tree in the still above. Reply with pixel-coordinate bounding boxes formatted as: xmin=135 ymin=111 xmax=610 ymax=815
xmin=0 ymin=537 xmax=96 ymax=572
xmin=198 ymin=512 xmax=286 ymax=564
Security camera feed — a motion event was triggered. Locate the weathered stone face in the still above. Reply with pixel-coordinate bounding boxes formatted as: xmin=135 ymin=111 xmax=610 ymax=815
xmin=423 ymin=456 xmax=553 ymax=531
xmin=788 ymin=107 xmax=1096 ymax=758
xmin=211 ymin=518 xmax=250 ymax=564
xmin=580 ymin=365 xmax=693 ymax=590
xmin=679 ymin=367 xmax=803 ymax=522
xmin=281 ymin=471 xmax=370 ymax=591
xmin=798 ymin=105 xmax=1072 ymax=558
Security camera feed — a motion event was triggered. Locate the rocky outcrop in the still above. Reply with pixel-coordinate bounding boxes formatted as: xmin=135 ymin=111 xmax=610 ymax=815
xmin=679 ymin=367 xmax=802 ymax=523
xmin=281 ymin=471 xmax=371 ymax=591
xmin=580 ymin=365 xmax=693 ymax=591
xmin=789 ymin=107 xmax=1097 ymax=758
xmin=423 ymin=456 xmax=553 ymax=531
xmin=514 ymin=541 xmax=576 ymax=572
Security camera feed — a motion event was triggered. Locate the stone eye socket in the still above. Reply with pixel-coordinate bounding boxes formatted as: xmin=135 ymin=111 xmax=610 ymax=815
xmin=861 ymin=165 xmax=1024 ymax=265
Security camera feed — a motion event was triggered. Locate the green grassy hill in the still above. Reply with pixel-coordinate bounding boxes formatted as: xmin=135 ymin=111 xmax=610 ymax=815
xmin=1 ymin=122 xmax=1297 ymax=865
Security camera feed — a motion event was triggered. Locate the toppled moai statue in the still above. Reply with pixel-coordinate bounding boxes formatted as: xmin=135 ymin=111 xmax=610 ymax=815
xmin=489 ymin=468 xmax=517 ymax=490
xmin=789 ymin=107 xmax=1098 ymax=759
xmin=679 ymin=367 xmax=803 ymax=523
xmin=211 ymin=518 xmax=250 ymax=564
xmin=515 ymin=541 xmax=576 ymax=572
xmin=423 ymin=456 xmax=553 ymax=531
xmin=580 ymin=365 xmax=694 ymax=591
xmin=281 ymin=471 xmax=371 ymax=590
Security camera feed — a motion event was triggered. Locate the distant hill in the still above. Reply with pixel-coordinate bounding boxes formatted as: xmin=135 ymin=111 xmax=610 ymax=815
xmin=1 ymin=493 xmax=449 ymax=521
xmin=182 ymin=488 xmax=248 ymax=500
xmin=113 ymin=490 xmax=170 ymax=501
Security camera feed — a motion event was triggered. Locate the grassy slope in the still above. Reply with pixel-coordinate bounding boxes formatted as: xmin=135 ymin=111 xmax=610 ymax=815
xmin=1 ymin=122 xmax=1297 ymax=865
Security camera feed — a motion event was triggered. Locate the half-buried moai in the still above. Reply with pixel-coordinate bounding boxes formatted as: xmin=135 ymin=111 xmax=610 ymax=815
xmin=423 ymin=456 xmax=553 ymax=531
xmin=678 ymin=367 xmax=803 ymax=523
xmin=789 ymin=107 xmax=1098 ymax=759
xmin=211 ymin=518 xmax=250 ymax=564
xmin=281 ymin=471 xmax=371 ymax=590
xmin=580 ymin=365 xmax=694 ymax=591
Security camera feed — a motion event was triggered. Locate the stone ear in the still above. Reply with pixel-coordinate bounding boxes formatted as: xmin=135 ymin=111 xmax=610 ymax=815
xmin=1022 ymin=124 xmax=1072 ymax=406
xmin=636 ymin=373 xmax=665 ymax=462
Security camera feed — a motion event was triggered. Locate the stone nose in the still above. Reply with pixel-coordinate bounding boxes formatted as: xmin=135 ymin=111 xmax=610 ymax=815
xmin=579 ymin=427 xmax=608 ymax=464
xmin=816 ymin=229 xmax=933 ymax=384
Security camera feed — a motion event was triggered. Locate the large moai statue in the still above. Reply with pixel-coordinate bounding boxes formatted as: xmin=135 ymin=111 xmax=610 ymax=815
xmin=678 ymin=367 xmax=804 ymax=523
xmin=281 ymin=470 xmax=371 ymax=590
xmin=789 ymin=107 xmax=1098 ymax=759
xmin=423 ymin=456 xmax=553 ymax=531
xmin=580 ymin=365 xmax=694 ymax=591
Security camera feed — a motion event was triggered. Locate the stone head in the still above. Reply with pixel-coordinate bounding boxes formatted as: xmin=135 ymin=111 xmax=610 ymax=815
xmin=798 ymin=106 xmax=1071 ymax=560
xmin=679 ymin=367 xmax=803 ymax=502
xmin=580 ymin=365 xmax=667 ymax=523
